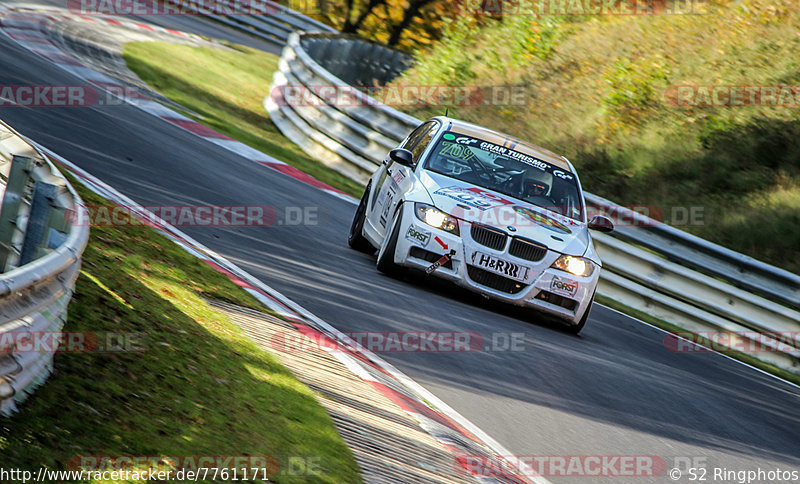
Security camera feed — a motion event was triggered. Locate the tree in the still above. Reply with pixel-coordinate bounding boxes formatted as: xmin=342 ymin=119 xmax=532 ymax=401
xmin=326 ymin=0 xmax=447 ymax=51
xmin=386 ymin=0 xmax=437 ymax=46
xmin=342 ymin=0 xmax=388 ymax=33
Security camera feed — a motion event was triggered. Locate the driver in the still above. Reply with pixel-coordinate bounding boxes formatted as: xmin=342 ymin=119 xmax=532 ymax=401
xmin=523 ymin=180 xmax=549 ymax=198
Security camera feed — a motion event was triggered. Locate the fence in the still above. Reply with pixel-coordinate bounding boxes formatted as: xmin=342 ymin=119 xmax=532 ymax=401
xmin=0 ymin=120 xmax=89 ymax=414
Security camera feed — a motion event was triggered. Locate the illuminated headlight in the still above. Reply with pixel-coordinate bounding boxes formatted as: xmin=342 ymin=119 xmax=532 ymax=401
xmin=551 ymin=255 xmax=594 ymax=277
xmin=415 ymin=203 xmax=460 ymax=235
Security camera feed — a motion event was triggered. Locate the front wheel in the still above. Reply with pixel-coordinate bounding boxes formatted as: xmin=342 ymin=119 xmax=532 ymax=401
xmin=566 ymin=289 xmax=596 ymax=335
xmin=348 ymin=182 xmax=374 ymax=253
xmin=376 ymin=205 xmax=403 ymax=276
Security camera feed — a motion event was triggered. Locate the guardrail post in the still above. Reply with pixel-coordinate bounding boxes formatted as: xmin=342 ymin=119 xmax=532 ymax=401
xmin=19 ymin=181 xmax=59 ymax=266
xmin=0 ymin=155 xmax=34 ymax=271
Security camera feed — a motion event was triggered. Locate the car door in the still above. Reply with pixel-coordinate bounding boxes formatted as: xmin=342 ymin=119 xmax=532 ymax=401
xmin=368 ymin=120 xmax=439 ymax=240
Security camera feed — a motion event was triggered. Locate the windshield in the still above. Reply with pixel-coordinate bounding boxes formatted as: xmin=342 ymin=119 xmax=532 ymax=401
xmin=423 ymin=132 xmax=585 ymax=220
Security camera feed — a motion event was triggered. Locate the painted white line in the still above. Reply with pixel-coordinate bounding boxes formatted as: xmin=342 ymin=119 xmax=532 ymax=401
xmin=3 ymin=8 xmax=541 ymax=479
xmin=1 ymin=5 xmax=352 ymax=202
xmin=597 ymin=303 xmax=800 ymax=391
xmin=38 ymin=143 xmax=543 ymax=483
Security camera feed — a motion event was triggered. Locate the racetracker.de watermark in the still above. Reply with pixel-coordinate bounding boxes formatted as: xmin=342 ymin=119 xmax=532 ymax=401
xmin=67 ymin=204 xmax=320 ymax=227
xmin=273 ymin=85 xmax=526 ymax=108
xmin=0 ymin=84 xmax=146 ymax=107
xmin=447 ymin=202 xmax=708 ymax=229
xmin=666 ymin=85 xmax=800 ymax=107
xmin=454 ymin=0 xmax=704 ymax=16
xmin=270 ymin=330 xmax=526 ymax=353
xmin=456 ymin=454 xmax=666 ymax=478
xmin=66 ymin=0 xmax=315 ymax=16
xmin=1 ymin=85 xmax=96 ymax=107
xmin=664 ymin=331 xmax=800 ymax=355
xmin=0 ymin=331 xmax=145 ymax=354
xmin=68 ymin=454 xmax=323 ymax=478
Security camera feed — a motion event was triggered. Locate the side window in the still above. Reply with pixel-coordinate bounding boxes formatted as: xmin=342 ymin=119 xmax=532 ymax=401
xmin=408 ymin=122 xmax=439 ymax=162
xmin=399 ymin=121 xmax=436 ymax=150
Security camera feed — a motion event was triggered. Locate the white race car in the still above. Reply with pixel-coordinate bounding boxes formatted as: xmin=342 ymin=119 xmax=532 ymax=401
xmin=348 ymin=117 xmax=613 ymax=334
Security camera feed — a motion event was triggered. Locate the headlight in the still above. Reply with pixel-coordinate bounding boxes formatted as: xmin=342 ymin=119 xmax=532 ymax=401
xmin=415 ymin=203 xmax=460 ymax=235
xmin=551 ymin=255 xmax=594 ymax=277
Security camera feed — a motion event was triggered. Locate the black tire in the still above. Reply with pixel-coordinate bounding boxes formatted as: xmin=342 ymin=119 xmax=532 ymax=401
xmin=348 ymin=182 xmax=374 ymax=253
xmin=376 ymin=205 xmax=403 ymax=276
xmin=566 ymin=289 xmax=595 ymax=335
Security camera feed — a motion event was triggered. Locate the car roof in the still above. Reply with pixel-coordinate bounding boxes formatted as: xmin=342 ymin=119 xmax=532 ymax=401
xmin=434 ymin=116 xmax=572 ymax=171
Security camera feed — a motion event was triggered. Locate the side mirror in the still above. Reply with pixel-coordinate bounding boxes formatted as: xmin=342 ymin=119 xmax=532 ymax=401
xmin=588 ymin=215 xmax=614 ymax=233
xmin=389 ymin=148 xmax=414 ymax=167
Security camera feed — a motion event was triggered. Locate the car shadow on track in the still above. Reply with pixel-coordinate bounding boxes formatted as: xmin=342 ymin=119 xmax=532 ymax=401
xmin=345 ymin=249 xmax=800 ymax=470
xmin=374 ymin=259 xmax=578 ymax=335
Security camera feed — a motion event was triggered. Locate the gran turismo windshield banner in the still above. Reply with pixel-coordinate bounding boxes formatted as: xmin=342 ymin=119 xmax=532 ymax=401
xmin=440 ymin=131 xmax=576 ymax=184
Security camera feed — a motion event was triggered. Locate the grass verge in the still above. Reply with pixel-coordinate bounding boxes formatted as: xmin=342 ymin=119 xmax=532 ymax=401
xmin=394 ymin=0 xmax=800 ymax=272
xmin=122 ymin=41 xmax=363 ymax=198
xmin=595 ymin=294 xmax=800 ymax=387
xmin=0 ymin=175 xmax=362 ymax=483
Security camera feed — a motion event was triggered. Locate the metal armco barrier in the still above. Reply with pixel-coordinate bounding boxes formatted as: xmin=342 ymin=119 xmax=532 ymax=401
xmin=584 ymin=192 xmax=800 ymax=309
xmin=168 ymin=0 xmax=334 ymax=44
xmin=265 ymin=33 xmax=417 ymax=183
xmin=0 ymin=120 xmax=89 ymax=414
xmin=265 ymin=32 xmax=800 ymax=374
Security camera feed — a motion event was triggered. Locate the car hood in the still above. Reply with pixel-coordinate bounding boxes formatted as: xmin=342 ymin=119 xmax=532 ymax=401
xmin=419 ymin=170 xmax=590 ymax=255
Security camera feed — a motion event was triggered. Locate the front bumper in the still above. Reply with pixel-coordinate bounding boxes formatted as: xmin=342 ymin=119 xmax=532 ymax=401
xmin=392 ymin=211 xmax=598 ymax=325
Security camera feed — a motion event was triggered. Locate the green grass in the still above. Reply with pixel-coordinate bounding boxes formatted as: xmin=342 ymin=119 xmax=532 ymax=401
xmin=122 ymin=41 xmax=363 ymax=198
xmin=392 ymin=0 xmax=800 ymax=273
xmin=0 ymin=177 xmax=362 ymax=483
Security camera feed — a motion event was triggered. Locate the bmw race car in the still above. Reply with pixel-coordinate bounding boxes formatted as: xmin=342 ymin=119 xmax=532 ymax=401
xmin=348 ymin=117 xmax=613 ymax=334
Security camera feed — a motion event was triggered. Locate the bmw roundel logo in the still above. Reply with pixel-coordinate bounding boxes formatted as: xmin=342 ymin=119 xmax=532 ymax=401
xmin=507 ymin=226 xmax=517 ymax=232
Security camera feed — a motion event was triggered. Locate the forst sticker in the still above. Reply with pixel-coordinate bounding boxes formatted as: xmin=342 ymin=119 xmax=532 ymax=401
xmin=406 ymin=226 xmax=431 ymax=246
xmin=551 ymin=276 xmax=578 ymax=296
xmin=434 ymin=186 xmax=514 ymax=211
xmin=514 ymin=206 xmax=572 ymax=234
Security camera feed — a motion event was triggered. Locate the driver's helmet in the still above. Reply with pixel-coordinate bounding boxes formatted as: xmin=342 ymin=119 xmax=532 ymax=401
xmin=524 ymin=180 xmax=549 ymax=198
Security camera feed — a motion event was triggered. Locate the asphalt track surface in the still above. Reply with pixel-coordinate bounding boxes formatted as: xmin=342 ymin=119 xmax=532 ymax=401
xmin=1 ymin=15 xmax=798 ymax=483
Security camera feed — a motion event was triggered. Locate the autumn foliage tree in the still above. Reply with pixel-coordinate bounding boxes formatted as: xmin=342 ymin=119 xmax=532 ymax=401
xmin=321 ymin=0 xmax=454 ymax=50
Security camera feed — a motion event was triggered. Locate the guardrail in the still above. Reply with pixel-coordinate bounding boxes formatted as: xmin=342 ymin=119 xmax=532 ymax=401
xmin=0 ymin=120 xmax=89 ymax=414
xmin=265 ymin=33 xmax=800 ymax=374
xmin=265 ymin=33 xmax=416 ymax=183
xmin=169 ymin=0 xmax=334 ymax=44
xmin=584 ymin=192 xmax=800 ymax=310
